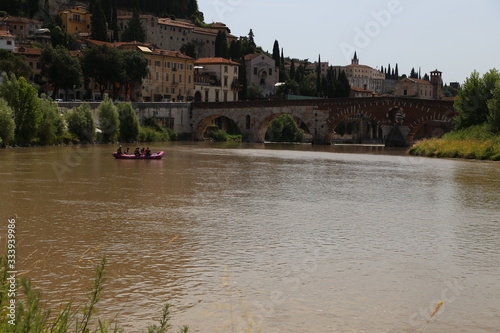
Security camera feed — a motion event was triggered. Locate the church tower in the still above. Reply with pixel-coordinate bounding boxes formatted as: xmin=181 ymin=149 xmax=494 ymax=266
xmin=430 ymin=69 xmax=443 ymax=100
xmin=352 ymin=51 xmax=359 ymax=65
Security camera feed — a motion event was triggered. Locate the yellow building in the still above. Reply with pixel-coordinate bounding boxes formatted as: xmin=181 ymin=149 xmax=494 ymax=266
xmin=128 ymin=44 xmax=195 ymax=102
xmin=59 ymin=6 xmax=92 ymax=36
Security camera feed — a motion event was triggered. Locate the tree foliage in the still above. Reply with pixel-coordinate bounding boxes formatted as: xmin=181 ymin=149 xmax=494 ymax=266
xmin=0 ymin=49 xmax=32 ymax=79
xmin=121 ymin=9 xmax=146 ymax=43
xmin=0 ymin=73 xmax=41 ymax=144
xmin=215 ymin=31 xmax=228 ymax=58
xmin=82 ymin=45 xmax=125 ymax=98
xmin=117 ymin=102 xmax=139 ymax=142
xmin=90 ymin=0 xmax=108 ymax=42
xmin=97 ymin=97 xmax=120 ymax=143
xmin=40 ymin=46 xmax=83 ymax=99
xmin=265 ymin=114 xmax=304 ymax=142
xmin=0 ymin=98 xmax=15 ymax=146
xmin=66 ymin=103 xmax=96 ymax=143
xmin=454 ymin=69 xmax=500 ymax=130
xmin=0 ymin=0 xmax=38 ymax=17
xmin=121 ymin=50 xmax=149 ymax=100
xmin=37 ymin=95 xmax=65 ymax=145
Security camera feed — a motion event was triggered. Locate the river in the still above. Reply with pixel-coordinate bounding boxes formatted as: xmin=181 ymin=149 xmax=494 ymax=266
xmin=1 ymin=143 xmax=499 ymax=332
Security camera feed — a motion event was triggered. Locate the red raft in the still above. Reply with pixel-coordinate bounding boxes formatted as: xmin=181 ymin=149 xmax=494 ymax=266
xmin=112 ymin=151 xmax=165 ymax=159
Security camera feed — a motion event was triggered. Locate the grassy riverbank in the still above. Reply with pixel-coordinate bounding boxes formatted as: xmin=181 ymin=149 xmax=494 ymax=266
xmin=409 ymin=126 xmax=500 ymax=161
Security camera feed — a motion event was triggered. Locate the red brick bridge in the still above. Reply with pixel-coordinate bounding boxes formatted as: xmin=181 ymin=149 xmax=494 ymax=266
xmin=191 ymin=97 xmax=456 ymax=145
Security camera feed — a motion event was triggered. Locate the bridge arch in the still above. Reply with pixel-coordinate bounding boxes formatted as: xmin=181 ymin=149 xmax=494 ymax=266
xmin=193 ymin=113 xmax=242 ymax=141
xmin=325 ymin=108 xmax=384 ymax=143
xmin=255 ymin=109 xmax=312 ymax=142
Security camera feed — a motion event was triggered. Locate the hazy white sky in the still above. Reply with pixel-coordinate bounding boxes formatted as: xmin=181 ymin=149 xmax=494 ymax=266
xmin=198 ymin=0 xmax=500 ymax=84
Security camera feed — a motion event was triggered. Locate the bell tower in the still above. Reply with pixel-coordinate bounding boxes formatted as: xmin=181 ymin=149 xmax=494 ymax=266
xmin=430 ymin=69 xmax=443 ymax=100
xmin=352 ymin=51 xmax=359 ymax=65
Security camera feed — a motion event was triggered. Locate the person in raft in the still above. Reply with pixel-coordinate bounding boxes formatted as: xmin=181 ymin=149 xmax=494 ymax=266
xmin=125 ymin=147 xmax=130 ymax=155
xmin=134 ymin=147 xmax=141 ymax=156
xmin=145 ymin=147 xmax=151 ymax=156
xmin=116 ymin=145 xmax=123 ymax=155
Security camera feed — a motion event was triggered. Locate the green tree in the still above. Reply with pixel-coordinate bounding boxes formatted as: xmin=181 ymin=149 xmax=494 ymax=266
xmin=180 ymin=42 xmax=197 ymax=59
xmin=40 ymin=46 xmax=83 ymax=100
xmin=38 ymin=95 xmax=65 ymax=145
xmin=0 ymin=74 xmax=41 ymax=144
xmin=265 ymin=114 xmax=304 ymax=142
xmin=117 ymin=102 xmax=139 ymax=142
xmin=121 ymin=50 xmax=148 ymax=101
xmin=91 ymin=0 xmax=108 ymax=42
xmin=238 ymin=57 xmax=247 ymax=100
xmin=97 ymin=96 xmax=119 ymax=143
xmin=276 ymin=79 xmax=299 ymax=97
xmin=272 ymin=40 xmax=280 ymax=67
xmin=299 ymin=73 xmax=317 ymax=96
xmin=487 ymin=81 xmax=500 ymax=134
xmin=215 ymin=31 xmax=228 ymax=58
xmin=82 ymin=45 xmax=125 ymax=99
xmin=454 ymin=69 xmax=500 ymax=129
xmin=335 ymin=70 xmax=351 ymax=98
xmin=289 ymin=59 xmax=295 ymax=82
xmin=0 ymin=98 xmax=15 ymax=146
xmin=66 ymin=103 xmax=96 ymax=142
xmin=0 ymin=49 xmax=32 ymax=79
xmin=316 ymin=55 xmax=321 ymax=97
xmin=121 ymin=9 xmax=146 ymax=42
xmin=247 ymin=83 xmax=263 ymax=100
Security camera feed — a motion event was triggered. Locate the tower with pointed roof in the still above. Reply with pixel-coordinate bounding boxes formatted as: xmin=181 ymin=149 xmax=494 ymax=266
xmin=352 ymin=51 xmax=359 ymax=65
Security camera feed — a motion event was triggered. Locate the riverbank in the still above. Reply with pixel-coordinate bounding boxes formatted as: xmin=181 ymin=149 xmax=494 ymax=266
xmin=408 ymin=126 xmax=500 ymax=160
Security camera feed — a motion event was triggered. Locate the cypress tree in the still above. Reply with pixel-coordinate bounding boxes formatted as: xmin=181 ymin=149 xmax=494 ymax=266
xmin=272 ymin=40 xmax=280 ymax=67
xmin=316 ymin=54 xmax=321 ymax=97
xmin=290 ymin=59 xmax=295 ymax=81
xmin=395 ymin=63 xmax=399 ymax=79
xmin=91 ymin=0 xmax=108 ymax=42
xmin=121 ymin=9 xmax=146 ymax=42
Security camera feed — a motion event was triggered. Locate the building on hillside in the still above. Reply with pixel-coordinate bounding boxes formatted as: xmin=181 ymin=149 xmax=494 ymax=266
xmin=14 ymin=46 xmax=42 ymax=83
xmin=59 ymin=6 xmax=92 ymax=36
xmin=333 ymin=52 xmax=385 ymax=93
xmin=395 ymin=70 xmax=443 ymax=100
xmin=0 ymin=16 xmax=41 ymax=39
xmin=193 ymin=57 xmax=240 ymax=102
xmin=116 ymin=14 xmax=237 ymax=58
xmin=0 ymin=30 xmax=15 ymax=51
xmin=245 ymin=53 xmax=278 ymax=97
xmin=350 ymin=86 xmax=373 ymax=98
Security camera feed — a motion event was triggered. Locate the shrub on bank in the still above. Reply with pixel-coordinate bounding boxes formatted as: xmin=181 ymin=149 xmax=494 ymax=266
xmin=207 ymin=128 xmax=241 ymax=142
xmin=409 ymin=126 xmax=500 ymax=160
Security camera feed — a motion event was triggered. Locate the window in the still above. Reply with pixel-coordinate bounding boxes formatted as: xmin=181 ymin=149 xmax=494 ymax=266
xmin=179 ymin=74 xmax=182 ymax=83
xmin=179 ymin=63 xmax=183 ymax=70
xmin=246 ymin=115 xmax=251 ymax=129
xmin=156 ymin=72 xmax=159 ymax=80
xmin=254 ymin=67 xmax=257 ymax=75
xmin=188 ymin=75 xmax=191 ymax=84
xmin=215 ymin=91 xmax=219 ymax=102
xmin=224 ymin=66 xmax=228 ymax=73
xmin=172 ymin=74 xmax=176 ymax=83
xmin=234 ymin=67 xmax=237 ymax=74
xmin=205 ymin=90 xmax=209 ymax=102
xmin=224 ymin=77 xmax=228 ymax=87
xmin=404 ymin=89 xmax=408 ymax=96
xmin=166 ymin=62 xmax=170 ymax=68
xmin=269 ymin=68 xmax=272 ymax=75
xmin=155 ymin=61 xmax=161 ymax=67
xmin=166 ymin=73 xmax=169 ymax=81
xmin=223 ymin=91 xmax=227 ymax=102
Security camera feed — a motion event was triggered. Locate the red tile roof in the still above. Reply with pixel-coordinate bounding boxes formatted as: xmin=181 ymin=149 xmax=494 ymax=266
xmin=0 ymin=31 xmax=14 ymax=38
xmin=14 ymin=47 xmax=41 ymax=55
xmin=195 ymin=57 xmax=239 ymax=66
xmin=351 ymin=86 xmax=372 ymax=93
xmin=244 ymin=53 xmax=270 ymax=61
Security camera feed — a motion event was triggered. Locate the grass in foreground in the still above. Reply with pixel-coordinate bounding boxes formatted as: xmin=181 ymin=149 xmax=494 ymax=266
xmin=0 ymin=256 xmax=188 ymax=332
xmin=409 ymin=125 xmax=500 ymax=160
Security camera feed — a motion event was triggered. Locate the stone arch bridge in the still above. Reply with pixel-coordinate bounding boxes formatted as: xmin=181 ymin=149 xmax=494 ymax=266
xmin=191 ymin=97 xmax=456 ymax=145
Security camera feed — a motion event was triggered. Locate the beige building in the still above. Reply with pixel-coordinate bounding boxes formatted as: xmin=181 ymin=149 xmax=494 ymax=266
xmin=59 ymin=6 xmax=92 ymax=36
xmin=193 ymin=57 xmax=240 ymax=102
xmin=0 ymin=16 xmax=41 ymax=39
xmin=245 ymin=53 xmax=278 ymax=97
xmin=135 ymin=46 xmax=195 ymax=102
xmin=334 ymin=52 xmax=385 ymax=93
xmin=117 ymin=14 xmax=236 ymax=58
xmin=395 ymin=70 xmax=443 ymax=100
xmin=14 ymin=46 xmax=42 ymax=83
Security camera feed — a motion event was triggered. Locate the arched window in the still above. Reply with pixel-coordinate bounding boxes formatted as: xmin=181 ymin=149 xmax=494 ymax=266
xmin=246 ymin=115 xmax=251 ymax=129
